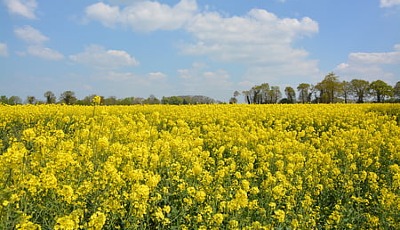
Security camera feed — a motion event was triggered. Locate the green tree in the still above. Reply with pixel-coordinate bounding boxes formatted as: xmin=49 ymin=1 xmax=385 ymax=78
xmin=341 ymin=81 xmax=352 ymax=103
xmin=268 ymin=86 xmax=282 ymax=104
xmin=143 ymin=95 xmax=160 ymax=104
xmin=104 ymin=96 xmax=117 ymax=105
xmin=297 ymin=83 xmax=310 ymax=103
xmin=162 ymin=96 xmax=184 ymax=105
xmin=0 ymin=95 xmax=8 ymax=104
xmin=9 ymin=96 xmax=22 ymax=105
xmin=284 ymin=86 xmax=296 ymax=103
xmin=60 ymin=91 xmax=77 ymax=105
xmin=243 ymin=83 xmax=270 ymax=104
xmin=26 ymin=96 xmax=36 ymax=104
xmin=369 ymin=80 xmax=393 ymax=103
xmin=44 ymin=91 xmax=56 ymax=104
xmin=229 ymin=91 xmax=240 ymax=104
xmin=316 ymin=72 xmax=341 ymax=103
xmin=78 ymin=94 xmax=104 ymax=105
xmin=229 ymin=97 xmax=238 ymax=104
xmin=350 ymin=79 xmax=370 ymax=103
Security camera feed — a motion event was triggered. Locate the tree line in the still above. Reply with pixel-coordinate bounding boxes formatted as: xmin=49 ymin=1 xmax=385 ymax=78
xmin=234 ymin=73 xmax=400 ymax=104
xmin=1 ymin=72 xmax=399 ymax=105
xmin=0 ymin=91 xmax=220 ymax=105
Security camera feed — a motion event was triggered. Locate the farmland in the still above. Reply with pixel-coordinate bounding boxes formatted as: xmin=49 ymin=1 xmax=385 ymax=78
xmin=1 ymin=104 xmax=400 ymax=229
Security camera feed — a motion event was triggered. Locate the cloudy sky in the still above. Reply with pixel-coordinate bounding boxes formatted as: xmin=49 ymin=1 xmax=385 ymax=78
xmin=1 ymin=0 xmax=399 ymax=102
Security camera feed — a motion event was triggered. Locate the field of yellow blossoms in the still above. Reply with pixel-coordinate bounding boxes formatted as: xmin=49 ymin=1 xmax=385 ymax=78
xmin=1 ymin=103 xmax=400 ymax=229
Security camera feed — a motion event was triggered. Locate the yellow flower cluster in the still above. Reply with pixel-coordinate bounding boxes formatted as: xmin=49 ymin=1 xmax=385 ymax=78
xmin=1 ymin=103 xmax=400 ymax=229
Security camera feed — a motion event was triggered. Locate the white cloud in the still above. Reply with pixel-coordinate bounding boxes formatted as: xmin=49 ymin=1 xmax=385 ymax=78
xmin=83 ymin=1 xmax=320 ymax=87
xmin=335 ymin=44 xmax=400 ymax=84
xmin=148 ymin=72 xmax=167 ymax=81
xmin=348 ymin=50 xmax=400 ymax=64
xmin=14 ymin=25 xmax=64 ymax=61
xmin=380 ymin=0 xmax=400 ymax=7
xmin=3 ymin=0 xmax=37 ymax=19
xmin=184 ymin=10 xmax=317 ymax=61
xmin=69 ymin=45 xmax=139 ymax=69
xmin=85 ymin=2 xmax=120 ymax=27
xmin=0 ymin=43 xmax=8 ymax=57
xmin=85 ymin=0 xmax=197 ymax=31
xmin=182 ymin=9 xmax=320 ymax=85
xmin=14 ymin=25 xmax=48 ymax=44
xmin=27 ymin=45 xmax=64 ymax=60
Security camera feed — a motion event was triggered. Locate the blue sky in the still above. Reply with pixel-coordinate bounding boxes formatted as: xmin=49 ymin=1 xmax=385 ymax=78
xmin=1 ymin=0 xmax=399 ymax=102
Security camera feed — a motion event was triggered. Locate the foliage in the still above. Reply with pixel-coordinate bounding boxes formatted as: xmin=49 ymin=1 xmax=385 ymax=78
xmin=243 ymin=83 xmax=282 ymax=104
xmin=44 ymin=91 xmax=56 ymax=104
xmin=369 ymin=80 xmax=394 ymax=103
xmin=315 ymin=72 xmax=342 ymax=103
xmin=1 ymin=104 xmax=400 ymax=229
xmin=297 ymin=83 xmax=311 ymax=103
xmin=59 ymin=91 xmax=77 ymax=105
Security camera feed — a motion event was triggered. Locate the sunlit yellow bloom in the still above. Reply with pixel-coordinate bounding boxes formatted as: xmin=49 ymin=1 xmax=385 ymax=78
xmin=273 ymin=209 xmax=286 ymax=223
xmin=87 ymin=211 xmax=106 ymax=230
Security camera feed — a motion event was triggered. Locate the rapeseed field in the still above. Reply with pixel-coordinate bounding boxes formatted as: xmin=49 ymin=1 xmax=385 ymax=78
xmin=1 ymin=104 xmax=399 ymax=229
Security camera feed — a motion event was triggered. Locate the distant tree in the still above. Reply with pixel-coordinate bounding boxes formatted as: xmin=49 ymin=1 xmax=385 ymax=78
xmin=268 ymin=86 xmax=282 ymax=104
xmin=143 ymin=95 xmax=160 ymax=104
xmin=369 ymin=80 xmax=393 ymax=103
xmin=341 ymin=81 xmax=352 ymax=103
xmin=60 ymin=91 xmax=77 ymax=105
xmin=229 ymin=97 xmax=238 ymax=104
xmin=234 ymin=90 xmax=240 ymax=98
xmin=26 ymin=96 xmax=36 ymax=104
xmin=350 ymin=79 xmax=370 ymax=103
xmin=0 ymin=95 xmax=8 ymax=104
xmin=229 ymin=90 xmax=240 ymax=104
xmin=284 ymin=86 xmax=296 ymax=103
xmin=394 ymin=81 xmax=400 ymax=101
xmin=162 ymin=96 xmax=184 ymax=105
xmin=242 ymin=90 xmax=251 ymax=104
xmin=297 ymin=83 xmax=311 ymax=103
xmin=315 ymin=72 xmax=342 ymax=103
xmin=77 ymin=94 xmax=104 ymax=105
xmin=242 ymin=83 xmax=284 ymax=104
xmin=118 ymin=97 xmax=140 ymax=105
xmin=9 ymin=96 xmax=22 ymax=105
xmin=104 ymin=96 xmax=117 ymax=105
xmin=44 ymin=91 xmax=56 ymax=104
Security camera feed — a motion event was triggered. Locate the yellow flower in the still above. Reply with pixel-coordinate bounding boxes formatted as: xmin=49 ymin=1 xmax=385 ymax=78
xmin=195 ymin=190 xmax=207 ymax=203
xmin=213 ymin=213 xmax=224 ymax=225
xmin=16 ymin=214 xmax=41 ymax=230
xmin=54 ymin=215 xmax=78 ymax=230
xmin=39 ymin=172 xmax=58 ymax=190
xmin=273 ymin=209 xmax=286 ymax=223
xmin=92 ymin=95 xmax=101 ymax=105
xmin=57 ymin=185 xmax=75 ymax=204
xmin=88 ymin=211 xmax=106 ymax=230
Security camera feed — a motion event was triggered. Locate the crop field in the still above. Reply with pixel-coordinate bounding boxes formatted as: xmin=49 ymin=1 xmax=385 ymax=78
xmin=1 ymin=104 xmax=400 ymax=229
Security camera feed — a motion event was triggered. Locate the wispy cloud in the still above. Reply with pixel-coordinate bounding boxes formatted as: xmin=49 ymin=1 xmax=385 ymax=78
xmin=0 ymin=43 xmax=8 ymax=57
xmin=335 ymin=44 xmax=400 ymax=84
xmin=69 ymin=44 xmax=138 ymax=69
xmin=14 ymin=25 xmax=48 ymax=44
xmin=14 ymin=25 xmax=64 ymax=60
xmin=3 ymin=0 xmax=38 ymax=19
xmin=85 ymin=0 xmax=197 ymax=31
xmin=380 ymin=0 xmax=400 ymax=7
